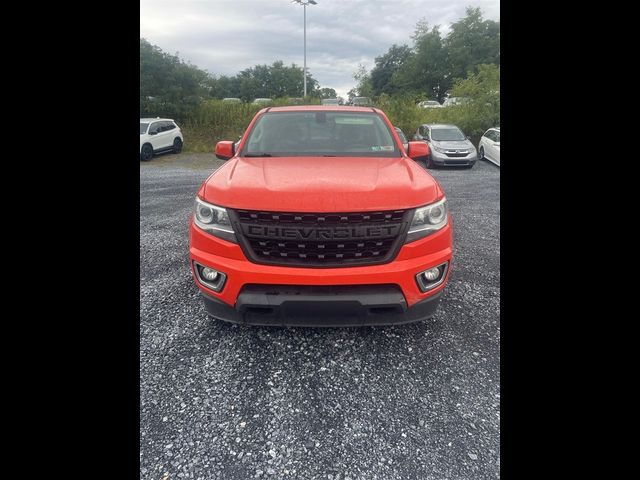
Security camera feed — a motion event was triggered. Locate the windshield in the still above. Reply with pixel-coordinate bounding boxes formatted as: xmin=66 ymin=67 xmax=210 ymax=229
xmin=431 ymin=127 xmax=466 ymax=141
xmin=241 ymin=111 xmax=399 ymax=157
xmin=140 ymin=123 xmax=149 ymax=134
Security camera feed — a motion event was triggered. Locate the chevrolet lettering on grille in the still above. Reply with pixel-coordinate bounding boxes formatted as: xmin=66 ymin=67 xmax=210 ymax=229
xmin=242 ymin=224 xmax=402 ymax=240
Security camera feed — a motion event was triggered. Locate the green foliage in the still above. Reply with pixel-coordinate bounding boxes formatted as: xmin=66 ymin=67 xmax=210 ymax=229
xmin=366 ymin=7 xmax=499 ymax=101
xmin=319 ymin=87 xmax=338 ymax=99
xmin=370 ymin=44 xmax=412 ymax=95
xmin=140 ymin=38 xmax=210 ymax=120
xmin=140 ymin=38 xmax=328 ymax=124
xmin=445 ymin=7 xmax=500 ymax=81
xmin=375 ymin=65 xmax=499 ymax=146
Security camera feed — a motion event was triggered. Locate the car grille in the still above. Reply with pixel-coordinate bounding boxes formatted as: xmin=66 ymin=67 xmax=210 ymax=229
xmin=231 ymin=209 xmax=411 ymax=267
xmin=444 ymin=150 xmax=469 ymax=157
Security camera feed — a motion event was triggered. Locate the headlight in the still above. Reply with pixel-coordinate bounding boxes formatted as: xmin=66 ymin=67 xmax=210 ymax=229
xmin=193 ymin=197 xmax=237 ymax=243
xmin=432 ymin=145 xmax=446 ymax=153
xmin=405 ymin=198 xmax=448 ymax=243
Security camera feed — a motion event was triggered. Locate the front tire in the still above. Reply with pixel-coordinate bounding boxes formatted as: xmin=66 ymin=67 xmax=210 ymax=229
xmin=140 ymin=144 xmax=153 ymax=161
xmin=425 ymin=155 xmax=435 ymax=168
xmin=479 ymin=146 xmax=485 ymax=161
xmin=173 ymin=137 xmax=183 ymax=154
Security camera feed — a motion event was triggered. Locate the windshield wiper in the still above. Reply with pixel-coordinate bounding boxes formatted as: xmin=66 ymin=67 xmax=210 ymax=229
xmin=244 ymin=153 xmax=272 ymax=157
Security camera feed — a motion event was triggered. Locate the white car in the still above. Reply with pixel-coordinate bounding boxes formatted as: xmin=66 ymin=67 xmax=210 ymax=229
xmin=417 ymin=100 xmax=442 ymax=109
xmin=140 ymin=118 xmax=184 ymax=161
xmin=478 ymin=127 xmax=500 ymax=166
xmin=443 ymin=97 xmax=471 ymax=107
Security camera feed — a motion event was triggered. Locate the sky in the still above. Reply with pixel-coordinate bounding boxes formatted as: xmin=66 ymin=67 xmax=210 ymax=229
xmin=140 ymin=0 xmax=500 ymax=99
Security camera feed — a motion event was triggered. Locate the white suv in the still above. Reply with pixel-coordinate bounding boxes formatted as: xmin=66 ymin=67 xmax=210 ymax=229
xmin=140 ymin=118 xmax=184 ymax=161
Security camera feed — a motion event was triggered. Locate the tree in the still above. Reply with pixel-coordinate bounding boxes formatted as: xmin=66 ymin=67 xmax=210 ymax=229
xmin=140 ymin=38 xmax=210 ymax=119
xmin=445 ymin=7 xmax=500 ymax=81
xmin=352 ymin=63 xmax=374 ymax=98
xmin=393 ymin=22 xmax=450 ymax=103
xmin=370 ymin=44 xmax=412 ymax=95
xmin=319 ymin=87 xmax=338 ymax=99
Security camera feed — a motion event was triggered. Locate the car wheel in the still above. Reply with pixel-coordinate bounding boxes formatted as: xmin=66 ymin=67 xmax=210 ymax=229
xmin=425 ymin=155 xmax=435 ymax=169
xmin=140 ymin=144 xmax=154 ymax=161
xmin=479 ymin=146 xmax=485 ymax=160
xmin=173 ymin=137 xmax=183 ymax=154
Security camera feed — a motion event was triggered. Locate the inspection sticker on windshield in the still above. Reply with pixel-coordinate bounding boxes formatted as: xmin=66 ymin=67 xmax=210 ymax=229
xmin=371 ymin=145 xmax=394 ymax=151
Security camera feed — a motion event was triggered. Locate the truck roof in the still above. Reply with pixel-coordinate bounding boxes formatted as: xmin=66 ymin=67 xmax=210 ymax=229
xmin=265 ymin=105 xmax=376 ymax=113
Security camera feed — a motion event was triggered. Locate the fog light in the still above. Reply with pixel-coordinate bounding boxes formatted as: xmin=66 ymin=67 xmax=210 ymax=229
xmin=416 ymin=262 xmax=449 ymax=293
xmin=194 ymin=262 xmax=227 ymax=292
xmin=201 ymin=267 xmax=219 ymax=281
xmin=423 ymin=267 xmax=440 ymax=282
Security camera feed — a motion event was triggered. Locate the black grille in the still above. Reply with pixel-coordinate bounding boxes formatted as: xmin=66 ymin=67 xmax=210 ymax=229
xmin=231 ymin=209 xmax=411 ymax=267
xmin=444 ymin=151 xmax=469 ymax=157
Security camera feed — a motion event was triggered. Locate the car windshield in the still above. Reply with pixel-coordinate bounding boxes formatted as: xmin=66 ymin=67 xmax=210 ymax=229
xmin=140 ymin=123 xmax=149 ymax=134
xmin=241 ymin=111 xmax=399 ymax=157
xmin=431 ymin=128 xmax=466 ymax=141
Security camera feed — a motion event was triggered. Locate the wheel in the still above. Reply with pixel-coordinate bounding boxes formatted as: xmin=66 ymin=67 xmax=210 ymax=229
xmin=425 ymin=155 xmax=435 ymax=169
xmin=140 ymin=144 xmax=153 ymax=161
xmin=479 ymin=146 xmax=485 ymax=161
xmin=173 ymin=137 xmax=183 ymax=154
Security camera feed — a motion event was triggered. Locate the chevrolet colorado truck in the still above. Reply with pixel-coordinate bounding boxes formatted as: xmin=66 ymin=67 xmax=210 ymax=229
xmin=189 ymin=106 xmax=452 ymax=326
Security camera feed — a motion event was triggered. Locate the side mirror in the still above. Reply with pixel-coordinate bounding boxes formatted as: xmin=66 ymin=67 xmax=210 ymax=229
xmin=215 ymin=141 xmax=235 ymax=160
xmin=466 ymin=136 xmax=471 ymax=140
xmin=494 ymin=142 xmax=500 ymax=147
xmin=407 ymin=141 xmax=430 ymax=160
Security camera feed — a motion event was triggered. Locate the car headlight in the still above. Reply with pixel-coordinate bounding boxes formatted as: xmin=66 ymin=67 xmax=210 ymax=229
xmin=432 ymin=145 xmax=446 ymax=153
xmin=193 ymin=197 xmax=237 ymax=243
xmin=405 ymin=198 xmax=448 ymax=243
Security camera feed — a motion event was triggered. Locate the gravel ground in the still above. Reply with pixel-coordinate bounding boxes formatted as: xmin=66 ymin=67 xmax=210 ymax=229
xmin=140 ymin=153 xmax=500 ymax=480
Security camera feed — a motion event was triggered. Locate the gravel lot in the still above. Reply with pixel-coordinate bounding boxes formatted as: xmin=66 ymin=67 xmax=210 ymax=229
xmin=140 ymin=153 xmax=500 ymax=480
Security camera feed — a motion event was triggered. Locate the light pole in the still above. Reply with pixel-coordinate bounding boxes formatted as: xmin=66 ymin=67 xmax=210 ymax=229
xmin=292 ymin=0 xmax=317 ymax=98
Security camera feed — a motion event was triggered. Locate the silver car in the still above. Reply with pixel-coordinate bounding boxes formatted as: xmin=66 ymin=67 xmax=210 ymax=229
xmin=413 ymin=124 xmax=478 ymax=168
xmin=478 ymin=127 xmax=500 ymax=166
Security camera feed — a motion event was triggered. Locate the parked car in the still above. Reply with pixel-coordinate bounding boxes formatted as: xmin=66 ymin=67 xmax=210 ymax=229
xmin=442 ymin=97 xmax=471 ymax=107
xmin=140 ymin=118 xmax=184 ymax=161
xmin=252 ymin=98 xmax=273 ymax=106
xmin=394 ymin=126 xmax=409 ymax=151
xmin=351 ymin=96 xmax=372 ymax=106
xmin=190 ymin=106 xmax=451 ymax=326
xmin=413 ymin=124 xmax=477 ymax=168
xmin=478 ymin=127 xmax=500 ymax=166
xmin=417 ymin=100 xmax=442 ymax=109
xmin=222 ymin=97 xmax=242 ymax=103
xmin=321 ymin=98 xmax=340 ymax=105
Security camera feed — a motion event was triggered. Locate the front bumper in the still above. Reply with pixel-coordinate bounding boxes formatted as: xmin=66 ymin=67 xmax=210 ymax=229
xmin=189 ymin=217 xmax=452 ymax=326
xmin=431 ymin=151 xmax=477 ymax=166
xmin=201 ymin=285 xmax=442 ymax=327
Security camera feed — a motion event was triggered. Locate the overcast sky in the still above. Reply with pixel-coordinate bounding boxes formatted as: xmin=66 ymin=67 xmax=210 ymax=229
xmin=140 ymin=0 xmax=499 ymax=99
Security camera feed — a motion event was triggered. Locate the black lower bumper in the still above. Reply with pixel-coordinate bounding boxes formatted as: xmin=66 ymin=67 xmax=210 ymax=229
xmin=201 ymin=284 xmax=442 ymax=327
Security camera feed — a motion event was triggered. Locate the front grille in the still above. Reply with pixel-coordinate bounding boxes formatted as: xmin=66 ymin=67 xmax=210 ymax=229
xmin=445 ymin=151 xmax=469 ymax=157
xmin=230 ymin=209 xmax=411 ymax=267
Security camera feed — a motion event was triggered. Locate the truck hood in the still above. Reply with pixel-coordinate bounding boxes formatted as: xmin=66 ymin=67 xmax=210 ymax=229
xmin=202 ymin=156 xmax=443 ymax=212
